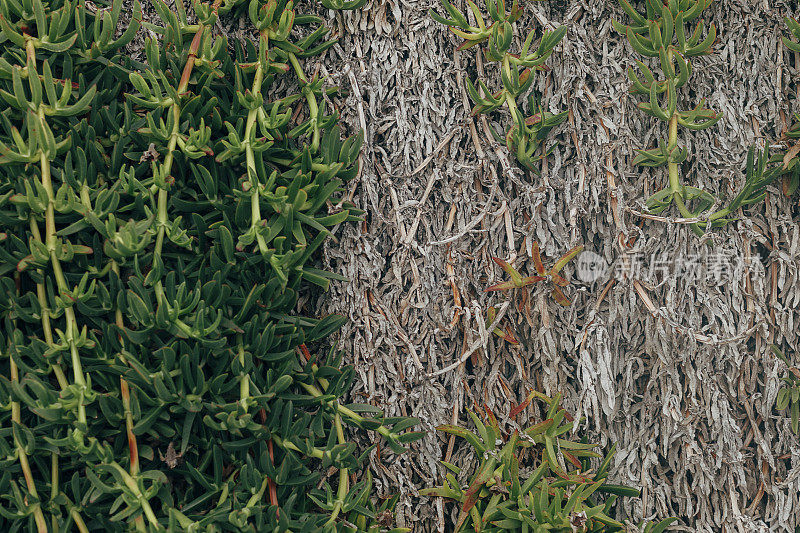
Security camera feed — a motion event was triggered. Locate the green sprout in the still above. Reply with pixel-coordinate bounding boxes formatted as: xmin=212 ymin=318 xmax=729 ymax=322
xmin=431 ymin=0 xmax=568 ymax=171
xmin=773 ymin=346 xmax=800 ymax=435
xmin=486 ymin=242 xmax=583 ymax=306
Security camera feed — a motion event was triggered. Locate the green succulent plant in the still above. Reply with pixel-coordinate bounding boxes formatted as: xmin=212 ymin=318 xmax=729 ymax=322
xmin=485 ymin=242 xmax=583 ymax=306
xmin=421 ymin=392 xmax=677 ymax=532
xmin=0 ymin=0 xmax=423 ymax=531
xmin=773 ymin=346 xmax=800 ymax=435
xmin=615 ymin=0 xmax=774 ymax=236
xmin=431 ymin=0 xmax=568 ymax=172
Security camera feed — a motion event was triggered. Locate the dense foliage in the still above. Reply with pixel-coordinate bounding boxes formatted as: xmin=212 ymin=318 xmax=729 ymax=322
xmin=0 ymin=0 xmax=422 ymax=530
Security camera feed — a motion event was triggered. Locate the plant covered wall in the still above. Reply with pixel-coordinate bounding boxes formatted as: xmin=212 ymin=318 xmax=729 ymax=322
xmin=0 ymin=0 xmax=422 ymax=530
xmin=3 ymin=0 xmax=800 ymax=530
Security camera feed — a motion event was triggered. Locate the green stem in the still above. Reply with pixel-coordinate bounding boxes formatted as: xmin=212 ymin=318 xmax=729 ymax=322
xmin=78 ymin=185 xmax=143 ymax=525
xmin=110 ymin=463 xmax=161 ymax=529
xmin=149 ymin=107 xmax=178 ymax=314
xmin=50 ymin=454 xmax=91 ymax=533
xmin=149 ymin=6 xmax=217 ymax=302
xmin=6 ymin=286 xmax=47 ymax=533
xmin=325 ymin=413 xmax=349 ymax=527
xmin=8 ymin=347 xmax=49 ymax=533
xmin=666 ymin=114 xmax=705 ymax=236
xmin=657 ymin=47 xmax=704 ymax=237
xmin=243 ymin=40 xmax=270 ymax=258
xmin=28 ymin=219 xmax=68 ymax=391
xmin=288 ymin=52 xmax=320 ymax=153
xmin=23 ymin=36 xmax=95 ymax=533
xmin=36 ymin=111 xmax=98 ymax=533
xmin=51 ymin=453 xmax=58 ymax=532
xmin=265 ymin=158 xmax=330 ymax=172
xmin=504 ymin=91 xmax=519 ymax=119
xmin=298 ymin=381 xmax=395 ymax=441
xmin=39 ymin=148 xmax=88 ymax=425
xmin=237 ymin=340 xmax=250 ymax=412
xmin=501 ymin=54 xmax=520 ymax=120
xmin=271 ymin=435 xmax=325 ymax=459
xmin=111 ymin=262 xmax=142 ymax=478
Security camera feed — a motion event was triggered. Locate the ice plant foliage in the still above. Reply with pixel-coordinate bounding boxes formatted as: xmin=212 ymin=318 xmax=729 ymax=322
xmin=486 ymin=243 xmax=583 ymax=306
xmin=487 ymin=306 xmax=519 ymax=345
xmin=0 ymin=0 xmax=422 ymax=530
xmin=431 ymin=0 xmax=568 ymax=171
xmin=773 ymin=347 xmax=800 ymax=435
xmin=615 ymin=0 xmax=773 ymax=236
xmin=421 ymin=392 xmax=677 ymax=532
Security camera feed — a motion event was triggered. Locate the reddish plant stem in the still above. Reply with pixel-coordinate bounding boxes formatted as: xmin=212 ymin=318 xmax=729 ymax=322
xmin=259 ymin=409 xmax=280 ymax=513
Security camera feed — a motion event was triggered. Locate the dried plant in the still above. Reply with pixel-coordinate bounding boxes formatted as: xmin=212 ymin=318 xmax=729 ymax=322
xmin=486 ymin=243 xmax=583 ymax=305
xmin=776 ymin=17 xmax=800 ymax=197
xmin=0 ymin=0 xmax=422 ymax=530
xmin=421 ymin=392 xmax=677 ymax=532
xmin=615 ymin=0 xmax=773 ymax=236
xmin=431 ymin=0 xmax=568 ymax=171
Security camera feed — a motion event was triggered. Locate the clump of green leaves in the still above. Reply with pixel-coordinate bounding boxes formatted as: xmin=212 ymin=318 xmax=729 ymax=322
xmin=615 ymin=0 xmax=773 ymax=236
xmin=773 ymin=347 xmax=800 ymax=435
xmin=486 ymin=242 xmax=583 ymax=305
xmin=431 ymin=0 xmax=568 ymax=171
xmin=0 ymin=0 xmax=422 ymax=530
xmin=421 ymin=392 xmax=676 ymax=532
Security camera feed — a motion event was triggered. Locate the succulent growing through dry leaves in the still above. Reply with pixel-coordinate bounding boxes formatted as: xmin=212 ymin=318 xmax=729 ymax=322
xmin=615 ymin=0 xmax=773 ymax=236
xmin=420 ymin=392 xmax=677 ymax=532
xmin=773 ymin=346 xmax=800 ymax=435
xmin=431 ymin=0 xmax=568 ymax=171
xmin=486 ymin=243 xmax=583 ymax=306
xmin=487 ymin=306 xmax=519 ymax=345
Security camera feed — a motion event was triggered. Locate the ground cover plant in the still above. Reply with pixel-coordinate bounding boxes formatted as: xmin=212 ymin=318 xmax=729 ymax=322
xmin=3 ymin=0 xmax=800 ymax=531
xmin=430 ymin=0 xmax=568 ymax=171
xmin=614 ymin=0 xmax=774 ymax=236
xmin=0 ymin=0 xmax=422 ymax=530
xmin=421 ymin=392 xmax=676 ymax=532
